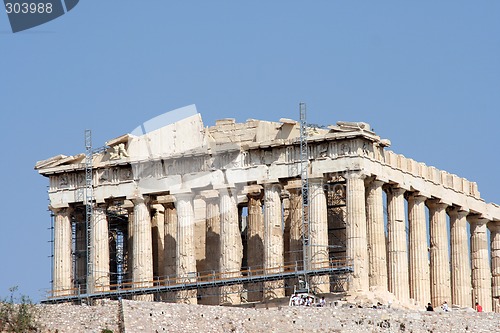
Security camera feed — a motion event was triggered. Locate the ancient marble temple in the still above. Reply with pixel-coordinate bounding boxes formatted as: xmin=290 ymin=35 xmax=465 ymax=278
xmin=35 ymin=112 xmax=500 ymax=311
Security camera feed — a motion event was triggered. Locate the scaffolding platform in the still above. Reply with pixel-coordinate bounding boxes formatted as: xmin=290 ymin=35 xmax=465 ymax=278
xmin=42 ymin=259 xmax=353 ymax=304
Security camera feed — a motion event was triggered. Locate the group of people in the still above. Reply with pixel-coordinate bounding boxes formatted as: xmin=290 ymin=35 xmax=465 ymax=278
xmin=290 ymin=294 xmax=327 ymax=307
xmin=426 ymin=301 xmax=483 ymax=312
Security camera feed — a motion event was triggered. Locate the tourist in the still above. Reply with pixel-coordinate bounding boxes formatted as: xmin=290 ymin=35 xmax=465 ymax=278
xmin=441 ymin=301 xmax=449 ymax=312
xmin=318 ymin=297 xmax=326 ymax=307
xmin=475 ymin=302 xmax=483 ymax=312
xmin=426 ymin=303 xmax=434 ymax=311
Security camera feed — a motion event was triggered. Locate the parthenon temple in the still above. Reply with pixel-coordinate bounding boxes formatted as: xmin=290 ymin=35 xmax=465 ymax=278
xmin=35 ymin=110 xmax=500 ymax=312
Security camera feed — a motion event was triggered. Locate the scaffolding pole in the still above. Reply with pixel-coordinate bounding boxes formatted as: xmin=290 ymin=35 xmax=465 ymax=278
xmin=299 ymin=103 xmax=310 ymax=275
xmin=84 ymin=129 xmax=93 ymax=292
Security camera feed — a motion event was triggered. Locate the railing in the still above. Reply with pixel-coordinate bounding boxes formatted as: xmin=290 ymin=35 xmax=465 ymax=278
xmin=46 ymin=258 xmax=353 ymax=300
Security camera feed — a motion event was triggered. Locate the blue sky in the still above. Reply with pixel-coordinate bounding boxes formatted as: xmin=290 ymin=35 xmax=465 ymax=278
xmin=1 ymin=1 xmax=499 ymax=302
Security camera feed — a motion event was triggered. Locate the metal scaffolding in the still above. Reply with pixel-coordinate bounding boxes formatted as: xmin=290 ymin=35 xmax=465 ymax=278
xmin=299 ymin=102 xmax=310 ymax=274
xmin=84 ymin=129 xmax=93 ymax=293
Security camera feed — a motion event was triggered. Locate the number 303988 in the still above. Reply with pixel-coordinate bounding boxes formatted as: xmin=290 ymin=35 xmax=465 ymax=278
xmin=5 ymin=3 xmax=53 ymax=14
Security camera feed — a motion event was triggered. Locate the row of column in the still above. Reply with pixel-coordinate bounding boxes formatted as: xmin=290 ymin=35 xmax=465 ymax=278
xmin=51 ymin=178 xmax=332 ymax=302
xmin=347 ymin=172 xmax=500 ymax=312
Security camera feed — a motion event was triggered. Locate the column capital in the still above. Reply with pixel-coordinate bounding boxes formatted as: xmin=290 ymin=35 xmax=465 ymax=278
xmin=128 ymin=193 xmax=150 ymax=205
xmin=199 ymin=190 xmax=220 ymax=201
xmin=49 ymin=205 xmax=73 ymax=215
xmin=447 ymin=206 xmax=469 ymax=219
xmin=488 ymin=222 xmax=500 ymax=233
xmin=426 ymin=199 xmax=447 ymax=211
xmin=344 ymin=171 xmax=368 ymax=180
xmin=468 ymin=215 xmax=489 ymax=226
xmin=405 ymin=192 xmax=428 ymax=204
xmin=242 ymin=184 xmax=263 ymax=197
xmin=365 ymin=177 xmax=385 ymax=189
xmin=172 ymin=191 xmax=195 ymax=201
xmin=383 ymin=184 xmax=406 ymax=196
xmin=263 ymin=182 xmax=282 ymax=192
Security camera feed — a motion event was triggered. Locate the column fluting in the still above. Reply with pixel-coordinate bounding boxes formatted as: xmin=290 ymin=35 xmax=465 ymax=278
xmin=469 ymin=216 xmax=492 ymax=312
xmin=407 ymin=193 xmax=431 ymax=305
xmin=175 ymin=192 xmax=197 ymax=304
xmin=345 ymin=171 xmax=369 ymax=292
xmin=131 ymin=197 xmax=153 ymax=301
xmin=386 ymin=186 xmax=409 ymax=300
xmin=489 ymin=223 xmax=500 ymax=313
xmin=366 ymin=178 xmax=388 ymax=291
xmin=246 ymin=187 xmax=264 ymax=302
xmin=427 ymin=200 xmax=451 ymax=308
xmin=309 ymin=178 xmax=330 ymax=294
xmin=52 ymin=207 xmax=73 ymax=296
xmin=448 ymin=208 xmax=472 ymax=308
xmin=263 ymin=183 xmax=284 ymax=299
xmin=219 ymin=187 xmax=243 ymax=305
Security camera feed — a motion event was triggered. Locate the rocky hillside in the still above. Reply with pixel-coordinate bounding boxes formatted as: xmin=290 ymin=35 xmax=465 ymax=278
xmin=32 ymin=299 xmax=499 ymax=333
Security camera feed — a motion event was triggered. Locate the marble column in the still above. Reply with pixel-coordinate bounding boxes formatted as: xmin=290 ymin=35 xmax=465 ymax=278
xmin=407 ymin=193 xmax=430 ymax=305
xmin=52 ymin=207 xmax=73 ymax=296
xmin=345 ymin=172 xmax=369 ymax=292
xmin=219 ymin=187 xmax=243 ymax=305
xmin=284 ymin=183 xmax=303 ymax=291
xmin=263 ymin=182 xmax=285 ymax=299
xmin=131 ymin=197 xmax=153 ymax=301
xmin=175 ymin=192 xmax=197 ymax=304
xmin=246 ymin=185 xmax=264 ymax=302
xmin=151 ymin=205 xmax=165 ymax=282
xmin=73 ymin=210 xmax=87 ymax=290
xmin=160 ymin=198 xmax=177 ymax=302
xmin=427 ymin=200 xmax=451 ymax=307
xmin=469 ymin=216 xmax=492 ymax=312
xmin=125 ymin=204 xmax=134 ymax=285
xmin=89 ymin=204 xmax=110 ymax=294
xmin=448 ymin=208 xmax=472 ymax=308
xmin=201 ymin=191 xmax=221 ymax=305
xmin=386 ymin=186 xmax=409 ymax=300
xmin=365 ymin=178 xmax=388 ymax=291
xmin=489 ymin=223 xmax=500 ymax=313
xmin=309 ymin=178 xmax=330 ymax=294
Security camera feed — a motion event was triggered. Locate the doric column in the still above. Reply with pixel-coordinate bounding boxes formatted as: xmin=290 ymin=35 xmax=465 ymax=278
xmin=469 ymin=216 xmax=492 ymax=312
xmin=385 ymin=185 xmax=409 ymax=300
xmin=427 ymin=200 xmax=451 ymax=307
xmin=448 ymin=208 xmax=472 ymax=308
xmin=52 ymin=207 xmax=73 ymax=296
xmin=159 ymin=197 xmax=177 ymax=302
xmin=72 ymin=210 xmax=86 ymax=290
xmin=489 ymin=223 xmax=500 ymax=313
xmin=123 ymin=201 xmax=134 ymax=284
xmin=131 ymin=197 xmax=153 ymax=301
xmin=309 ymin=178 xmax=330 ymax=294
xmin=263 ymin=182 xmax=284 ymax=299
xmin=219 ymin=187 xmax=243 ymax=305
xmin=365 ymin=178 xmax=388 ymax=291
xmin=284 ymin=181 xmax=303 ymax=293
xmin=407 ymin=193 xmax=430 ymax=305
xmin=345 ymin=171 xmax=369 ymax=292
xmin=199 ymin=190 xmax=221 ymax=305
xmin=151 ymin=205 xmax=165 ymax=282
xmin=89 ymin=204 xmax=110 ymax=294
xmin=175 ymin=192 xmax=197 ymax=304
xmin=246 ymin=185 xmax=264 ymax=302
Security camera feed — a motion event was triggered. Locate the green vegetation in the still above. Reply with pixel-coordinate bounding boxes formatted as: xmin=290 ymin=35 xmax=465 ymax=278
xmin=0 ymin=286 xmax=38 ymax=332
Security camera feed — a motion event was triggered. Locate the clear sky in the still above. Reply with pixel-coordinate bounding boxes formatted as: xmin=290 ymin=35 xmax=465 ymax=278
xmin=1 ymin=1 xmax=499 ymax=302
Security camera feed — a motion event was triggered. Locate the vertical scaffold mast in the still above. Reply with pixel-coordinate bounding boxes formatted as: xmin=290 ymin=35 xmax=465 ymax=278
xmin=84 ymin=129 xmax=93 ymax=292
xmin=299 ymin=102 xmax=310 ymax=275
